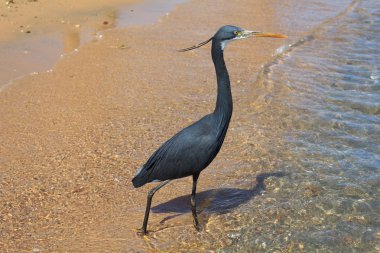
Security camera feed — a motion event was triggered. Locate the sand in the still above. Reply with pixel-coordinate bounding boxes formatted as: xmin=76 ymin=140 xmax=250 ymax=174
xmin=0 ymin=0 xmax=142 ymax=42
xmin=0 ymin=0 xmax=289 ymax=251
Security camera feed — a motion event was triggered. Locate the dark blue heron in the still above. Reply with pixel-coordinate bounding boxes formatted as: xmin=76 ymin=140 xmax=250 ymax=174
xmin=132 ymin=25 xmax=286 ymax=234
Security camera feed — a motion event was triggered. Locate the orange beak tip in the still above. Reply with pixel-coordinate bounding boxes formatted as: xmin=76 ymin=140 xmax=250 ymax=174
xmin=255 ymin=33 xmax=288 ymax=39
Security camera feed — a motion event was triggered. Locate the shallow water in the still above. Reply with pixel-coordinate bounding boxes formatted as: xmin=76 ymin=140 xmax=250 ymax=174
xmin=125 ymin=1 xmax=379 ymax=251
xmin=221 ymin=0 xmax=380 ymax=252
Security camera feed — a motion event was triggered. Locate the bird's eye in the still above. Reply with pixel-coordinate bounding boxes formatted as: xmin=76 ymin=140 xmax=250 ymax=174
xmin=234 ymin=31 xmax=241 ymax=36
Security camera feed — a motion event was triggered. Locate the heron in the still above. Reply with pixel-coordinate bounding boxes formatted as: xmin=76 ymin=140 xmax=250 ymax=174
xmin=132 ymin=25 xmax=287 ymax=234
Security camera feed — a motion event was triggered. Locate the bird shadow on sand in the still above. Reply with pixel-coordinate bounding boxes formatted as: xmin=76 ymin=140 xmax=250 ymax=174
xmin=151 ymin=171 xmax=286 ymax=224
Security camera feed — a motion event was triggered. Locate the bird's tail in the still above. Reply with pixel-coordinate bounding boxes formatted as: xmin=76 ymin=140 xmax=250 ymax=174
xmin=132 ymin=166 xmax=148 ymax=188
xmin=132 ymin=176 xmax=146 ymax=188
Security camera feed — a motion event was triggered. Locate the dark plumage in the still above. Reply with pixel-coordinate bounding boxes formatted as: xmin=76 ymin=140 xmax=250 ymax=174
xmin=132 ymin=25 xmax=286 ymax=234
xmin=132 ymin=113 xmax=227 ymax=187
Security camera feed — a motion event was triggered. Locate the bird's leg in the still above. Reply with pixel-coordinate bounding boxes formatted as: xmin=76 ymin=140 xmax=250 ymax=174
xmin=191 ymin=173 xmax=201 ymax=231
xmin=140 ymin=180 xmax=170 ymax=235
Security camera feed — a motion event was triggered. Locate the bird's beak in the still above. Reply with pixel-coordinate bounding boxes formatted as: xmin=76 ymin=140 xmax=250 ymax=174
xmin=240 ymin=30 xmax=256 ymax=38
xmin=249 ymin=30 xmax=288 ymax=39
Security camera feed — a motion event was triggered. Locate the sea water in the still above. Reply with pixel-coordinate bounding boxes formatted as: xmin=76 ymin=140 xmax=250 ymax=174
xmin=225 ymin=0 xmax=380 ymax=251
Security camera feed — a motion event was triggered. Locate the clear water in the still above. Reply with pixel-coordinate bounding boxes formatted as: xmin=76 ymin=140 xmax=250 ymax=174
xmin=139 ymin=1 xmax=379 ymax=251
xmin=222 ymin=0 xmax=380 ymax=252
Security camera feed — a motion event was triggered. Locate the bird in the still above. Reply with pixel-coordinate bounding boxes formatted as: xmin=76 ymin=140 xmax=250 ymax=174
xmin=132 ymin=25 xmax=287 ymax=235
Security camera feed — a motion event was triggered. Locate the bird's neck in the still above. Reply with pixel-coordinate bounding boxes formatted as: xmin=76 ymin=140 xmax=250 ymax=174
xmin=212 ymin=39 xmax=233 ymax=121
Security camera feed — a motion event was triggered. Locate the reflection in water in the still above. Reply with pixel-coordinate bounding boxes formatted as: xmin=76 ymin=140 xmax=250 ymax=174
xmin=0 ymin=0 xmax=187 ymax=88
xmin=62 ymin=9 xmax=119 ymax=53
xmin=63 ymin=30 xmax=80 ymax=53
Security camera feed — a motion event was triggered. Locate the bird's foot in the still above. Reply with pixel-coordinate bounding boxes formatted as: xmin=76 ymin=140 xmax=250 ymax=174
xmin=135 ymin=227 xmax=148 ymax=236
xmin=194 ymin=223 xmax=202 ymax=232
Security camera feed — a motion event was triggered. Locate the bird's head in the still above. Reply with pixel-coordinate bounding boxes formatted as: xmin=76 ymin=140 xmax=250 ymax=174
xmin=179 ymin=25 xmax=287 ymax=52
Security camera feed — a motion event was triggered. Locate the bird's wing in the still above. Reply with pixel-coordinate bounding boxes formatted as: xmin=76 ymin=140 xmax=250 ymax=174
xmin=133 ymin=115 xmax=218 ymax=184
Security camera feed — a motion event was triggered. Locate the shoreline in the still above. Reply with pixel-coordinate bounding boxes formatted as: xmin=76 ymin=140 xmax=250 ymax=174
xmin=0 ymin=0 xmax=142 ymax=43
xmin=0 ymin=0 xmax=290 ymax=251
xmin=0 ymin=0 xmax=186 ymax=89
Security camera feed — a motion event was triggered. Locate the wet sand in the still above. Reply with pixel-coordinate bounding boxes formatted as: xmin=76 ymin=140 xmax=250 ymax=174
xmin=0 ymin=0 xmax=151 ymax=89
xmin=0 ymin=0 xmax=289 ymax=251
xmin=0 ymin=0 xmax=141 ymax=42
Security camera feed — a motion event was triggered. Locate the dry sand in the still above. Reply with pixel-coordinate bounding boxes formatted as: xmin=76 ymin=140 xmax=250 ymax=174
xmin=0 ymin=0 xmax=290 ymax=251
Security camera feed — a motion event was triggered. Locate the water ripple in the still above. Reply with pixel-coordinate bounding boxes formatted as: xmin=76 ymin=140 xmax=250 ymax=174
xmin=226 ymin=0 xmax=380 ymax=252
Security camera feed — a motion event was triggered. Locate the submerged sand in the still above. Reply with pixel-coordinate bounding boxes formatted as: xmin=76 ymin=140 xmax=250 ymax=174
xmin=0 ymin=0 xmax=289 ymax=251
